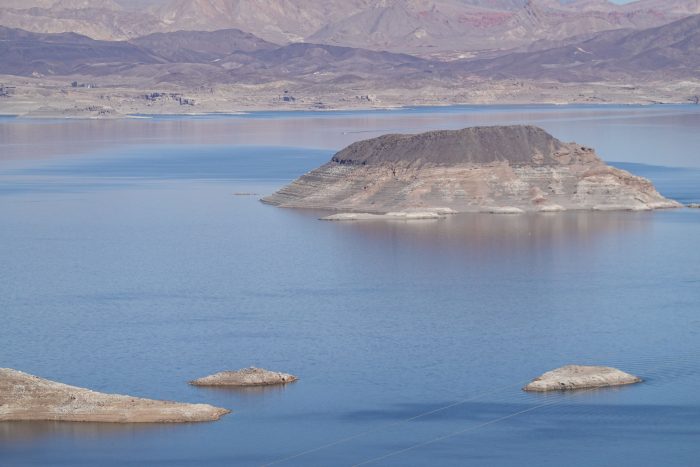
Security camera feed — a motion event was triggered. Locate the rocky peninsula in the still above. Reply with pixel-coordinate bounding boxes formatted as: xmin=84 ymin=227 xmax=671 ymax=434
xmin=190 ymin=368 xmax=297 ymax=387
xmin=0 ymin=368 xmax=230 ymax=423
xmin=263 ymin=125 xmax=680 ymax=214
xmin=523 ymin=365 xmax=642 ymax=392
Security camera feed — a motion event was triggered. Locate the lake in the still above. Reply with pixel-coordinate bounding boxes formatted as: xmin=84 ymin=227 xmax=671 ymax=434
xmin=1 ymin=105 xmax=699 ymax=466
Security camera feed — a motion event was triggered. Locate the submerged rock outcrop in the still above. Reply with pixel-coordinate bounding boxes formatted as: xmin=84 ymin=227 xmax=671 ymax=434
xmin=0 ymin=368 xmax=230 ymax=423
xmin=190 ymin=368 xmax=297 ymax=387
xmin=523 ymin=365 xmax=642 ymax=392
xmin=263 ymin=125 xmax=680 ymax=213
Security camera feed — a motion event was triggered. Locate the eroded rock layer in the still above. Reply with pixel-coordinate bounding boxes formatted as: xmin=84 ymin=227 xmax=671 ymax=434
xmin=263 ymin=126 xmax=679 ymax=213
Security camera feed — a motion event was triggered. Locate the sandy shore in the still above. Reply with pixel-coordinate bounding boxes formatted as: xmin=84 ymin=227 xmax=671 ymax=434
xmin=1 ymin=75 xmax=699 ymax=118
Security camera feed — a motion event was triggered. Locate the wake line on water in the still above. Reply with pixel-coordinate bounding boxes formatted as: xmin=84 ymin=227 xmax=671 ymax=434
xmin=262 ymin=353 xmax=700 ymax=466
xmin=351 ymin=355 xmax=700 ymax=466
xmin=260 ymin=379 xmax=531 ymax=466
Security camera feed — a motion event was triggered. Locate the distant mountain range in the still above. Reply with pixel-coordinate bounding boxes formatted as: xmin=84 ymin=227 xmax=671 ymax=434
xmin=1 ymin=0 xmax=699 ymax=58
xmin=0 ymin=27 xmax=163 ymax=77
xmin=0 ymin=25 xmax=437 ymax=86
xmin=463 ymin=13 xmax=700 ymax=81
xmin=1 ymin=11 xmax=698 ymax=86
xmin=1 ymin=0 xmax=699 ymax=114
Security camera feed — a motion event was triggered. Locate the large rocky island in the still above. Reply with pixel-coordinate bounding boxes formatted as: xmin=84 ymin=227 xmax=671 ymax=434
xmin=263 ymin=126 xmax=680 ymax=214
xmin=0 ymin=368 xmax=230 ymax=423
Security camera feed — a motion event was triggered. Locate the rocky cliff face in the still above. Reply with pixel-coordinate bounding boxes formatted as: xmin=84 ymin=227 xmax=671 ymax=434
xmin=263 ymin=125 xmax=680 ymax=213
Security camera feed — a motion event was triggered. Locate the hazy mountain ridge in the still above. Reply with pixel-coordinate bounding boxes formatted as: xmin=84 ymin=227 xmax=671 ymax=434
xmin=0 ymin=26 xmax=437 ymax=85
xmin=1 ymin=13 xmax=699 ymax=85
xmin=1 ymin=0 xmax=699 ymax=57
xmin=1 ymin=1 xmax=699 ymax=115
xmin=304 ymin=0 xmax=696 ymax=56
xmin=154 ymin=0 xmax=375 ymax=44
xmin=0 ymin=26 xmax=163 ymax=76
xmin=131 ymin=29 xmax=278 ymax=63
xmin=462 ymin=13 xmax=700 ymax=81
xmin=0 ymin=3 xmax=162 ymax=40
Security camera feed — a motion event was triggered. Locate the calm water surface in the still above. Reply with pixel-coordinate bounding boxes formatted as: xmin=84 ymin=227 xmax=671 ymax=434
xmin=1 ymin=105 xmax=699 ymax=466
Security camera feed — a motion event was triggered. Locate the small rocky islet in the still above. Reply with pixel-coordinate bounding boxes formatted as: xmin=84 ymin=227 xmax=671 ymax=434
xmin=190 ymin=367 xmax=298 ymax=387
xmin=2 ymin=364 xmax=643 ymax=424
xmin=263 ymin=125 xmax=680 ymax=215
xmin=523 ymin=365 xmax=642 ymax=392
xmin=0 ymin=368 xmax=230 ymax=423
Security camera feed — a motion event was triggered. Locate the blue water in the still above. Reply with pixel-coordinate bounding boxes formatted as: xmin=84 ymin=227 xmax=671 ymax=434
xmin=1 ymin=106 xmax=699 ymax=466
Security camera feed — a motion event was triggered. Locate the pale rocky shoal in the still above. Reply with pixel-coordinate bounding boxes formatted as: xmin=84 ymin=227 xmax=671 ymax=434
xmin=190 ymin=368 xmax=298 ymax=387
xmin=0 ymin=368 xmax=230 ymax=423
xmin=523 ymin=365 xmax=642 ymax=392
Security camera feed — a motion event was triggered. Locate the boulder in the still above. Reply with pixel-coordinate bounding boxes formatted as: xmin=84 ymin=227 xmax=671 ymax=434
xmin=523 ymin=365 xmax=641 ymax=392
xmin=190 ymin=367 xmax=297 ymax=387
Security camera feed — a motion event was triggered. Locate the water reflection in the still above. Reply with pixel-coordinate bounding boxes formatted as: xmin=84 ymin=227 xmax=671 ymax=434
xmin=339 ymin=399 xmax=698 ymax=426
xmin=0 ymin=421 xmax=173 ymax=444
xmin=1 ymin=107 xmax=699 ymax=466
xmin=306 ymin=210 xmax=654 ymax=258
xmin=1 ymin=105 xmax=699 ymax=168
xmin=192 ymin=383 xmax=296 ymax=399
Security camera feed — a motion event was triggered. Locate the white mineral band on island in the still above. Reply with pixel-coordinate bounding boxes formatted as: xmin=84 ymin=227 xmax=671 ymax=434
xmin=263 ymin=125 xmax=680 ymax=215
xmin=190 ymin=368 xmax=298 ymax=387
xmin=321 ymin=210 xmax=449 ymax=221
xmin=523 ymin=365 xmax=642 ymax=392
xmin=0 ymin=368 xmax=230 ymax=423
